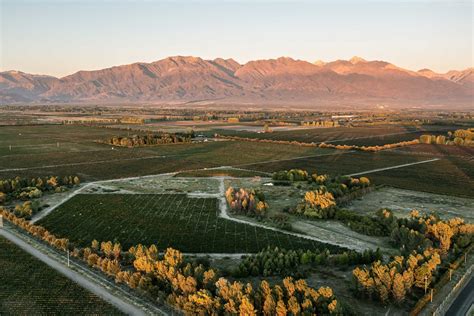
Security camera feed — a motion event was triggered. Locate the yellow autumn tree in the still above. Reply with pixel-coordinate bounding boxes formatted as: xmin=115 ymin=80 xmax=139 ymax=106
xmin=276 ymin=300 xmax=287 ymax=316
xmin=392 ymin=273 xmax=406 ymax=303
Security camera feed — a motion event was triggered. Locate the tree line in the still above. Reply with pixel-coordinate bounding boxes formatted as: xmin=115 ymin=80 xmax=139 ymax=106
xmin=101 ymin=132 xmax=194 ymax=147
xmin=1 ymin=209 xmax=343 ymax=315
xmin=217 ymin=134 xmax=419 ymax=152
xmin=233 ymin=246 xmax=382 ymax=278
xmin=419 ymin=128 xmax=474 ymax=146
xmin=0 ymin=175 xmax=80 ymax=199
xmin=0 ymin=175 xmax=80 ymax=219
xmin=352 ymin=210 xmax=473 ymax=305
xmin=353 ymin=249 xmax=441 ymax=304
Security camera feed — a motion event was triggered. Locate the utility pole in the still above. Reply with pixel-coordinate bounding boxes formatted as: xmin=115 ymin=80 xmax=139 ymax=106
xmin=425 ymin=275 xmax=428 ymax=294
xmin=430 ymin=289 xmax=433 ymax=302
xmin=449 ymin=268 xmax=452 ymax=281
xmin=67 ymin=249 xmax=70 ymax=267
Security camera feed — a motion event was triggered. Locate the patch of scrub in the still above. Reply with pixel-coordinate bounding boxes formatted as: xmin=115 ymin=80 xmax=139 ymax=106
xmin=347 ymin=187 xmax=474 ymax=221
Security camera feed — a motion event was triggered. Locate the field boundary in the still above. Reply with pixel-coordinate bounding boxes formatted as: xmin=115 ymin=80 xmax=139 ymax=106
xmin=345 ymin=158 xmax=441 ymax=177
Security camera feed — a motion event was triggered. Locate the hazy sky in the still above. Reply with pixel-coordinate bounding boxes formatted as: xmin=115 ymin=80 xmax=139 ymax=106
xmin=1 ymin=0 xmax=472 ymax=77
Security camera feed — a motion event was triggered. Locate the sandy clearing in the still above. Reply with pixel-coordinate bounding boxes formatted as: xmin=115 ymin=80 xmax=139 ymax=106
xmin=348 ymin=187 xmax=474 ymax=221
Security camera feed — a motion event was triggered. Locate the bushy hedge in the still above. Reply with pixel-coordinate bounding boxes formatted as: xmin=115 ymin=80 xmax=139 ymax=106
xmin=232 ymin=246 xmax=383 ymax=278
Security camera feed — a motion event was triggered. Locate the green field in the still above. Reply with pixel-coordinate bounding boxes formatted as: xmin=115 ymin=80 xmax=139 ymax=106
xmin=0 ymin=236 xmax=122 ymax=315
xmin=38 ymin=194 xmax=344 ymax=253
xmin=1 ymin=124 xmax=471 ymax=198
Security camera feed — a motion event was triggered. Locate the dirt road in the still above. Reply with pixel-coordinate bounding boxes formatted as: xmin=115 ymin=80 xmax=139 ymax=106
xmin=0 ymin=227 xmax=168 ymax=316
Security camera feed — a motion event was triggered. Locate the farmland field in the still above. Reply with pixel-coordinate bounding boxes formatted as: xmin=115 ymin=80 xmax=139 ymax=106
xmin=391 ymin=143 xmax=474 ymax=158
xmin=38 ymin=194 xmax=344 ymax=253
xmin=367 ymin=157 xmax=474 ymax=198
xmin=0 ymin=125 xmax=336 ymax=181
xmin=210 ymin=124 xmax=457 ymax=145
xmin=0 ymin=236 xmax=122 ymax=315
xmin=245 ymin=151 xmax=474 ymax=197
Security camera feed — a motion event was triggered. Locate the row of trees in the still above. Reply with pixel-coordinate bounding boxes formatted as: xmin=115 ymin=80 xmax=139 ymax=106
xmin=125 ymin=247 xmax=342 ymax=315
xmin=1 ymin=210 xmax=70 ymax=251
xmin=225 ymin=187 xmax=268 ymax=218
xmin=353 ymin=249 xmax=441 ymax=303
xmin=217 ymin=134 xmax=419 ymax=152
xmin=419 ymin=128 xmax=474 ymax=146
xmin=0 ymin=175 xmax=80 ymax=200
xmin=0 ymin=175 xmax=81 ymax=219
xmin=233 ymin=246 xmax=383 ymax=278
xmin=318 ymin=139 xmax=419 ymax=152
xmin=272 ymin=169 xmax=309 ymax=182
xmin=352 ymin=210 xmax=473 ymax=305
xmin=1 ymin=210 xmax=342 ymax=315
xmin=334 ymin=208 xmax=474 ymax=251
xmin=301 ymin=120 xmax=339 ymax=127
xmin=272 ymin=169 xmax=370 ymax=189
xmin=103 ymin=132 xmax=193 ymax=147
xmin=391 ymin=211 xmax=474 ymax=255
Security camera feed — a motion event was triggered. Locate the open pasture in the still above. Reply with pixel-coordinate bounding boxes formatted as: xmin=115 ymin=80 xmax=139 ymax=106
xmin=38 ymin=194 xmax=343 ymax=253
xmin=0 ymin=236 xmax=122 ymax=315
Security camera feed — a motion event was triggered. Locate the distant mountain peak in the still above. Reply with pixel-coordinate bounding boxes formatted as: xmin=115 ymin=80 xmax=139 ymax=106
xmin=349 ymin=56 xmax=367 ymax=64
xmin=166 ymin=56 xmax=204 ymax=64
xmin=313 ymin=60 xmax=326 ymax=66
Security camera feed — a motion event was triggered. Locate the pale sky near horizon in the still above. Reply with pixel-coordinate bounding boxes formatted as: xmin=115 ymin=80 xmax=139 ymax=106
xmin=1 ymin=0 xmax=472 ymax=77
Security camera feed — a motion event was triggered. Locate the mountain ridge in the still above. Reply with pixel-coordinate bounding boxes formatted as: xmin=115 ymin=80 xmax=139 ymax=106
xmin=1 ymin=56 xmax=472 ymax=106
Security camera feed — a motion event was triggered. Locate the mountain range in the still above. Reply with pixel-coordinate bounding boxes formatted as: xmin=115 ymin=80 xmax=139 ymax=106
xmin=1 ymin=56 xmax=472 ymax=107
